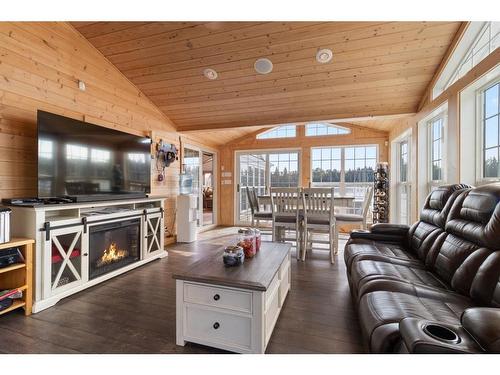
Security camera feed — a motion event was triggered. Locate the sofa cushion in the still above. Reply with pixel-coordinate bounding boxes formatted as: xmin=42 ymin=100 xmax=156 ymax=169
xmin=445 ymin=184 xmax=500 ymax=251
xmin=344 ymin=240 xmax=419 ymax=272
xmin=344 ymin=185 xmax=471 ymax=278
xmin=350 ymin=260 xmax=447 ymax=298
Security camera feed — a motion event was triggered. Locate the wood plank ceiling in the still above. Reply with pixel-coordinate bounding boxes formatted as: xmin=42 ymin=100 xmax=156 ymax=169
xmin=72 ymin=21 xmax=462 ymax=132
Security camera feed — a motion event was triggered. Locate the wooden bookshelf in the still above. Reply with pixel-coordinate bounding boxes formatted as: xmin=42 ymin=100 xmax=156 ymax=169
xmin=0 ymin=238 xmax=34 ymax=316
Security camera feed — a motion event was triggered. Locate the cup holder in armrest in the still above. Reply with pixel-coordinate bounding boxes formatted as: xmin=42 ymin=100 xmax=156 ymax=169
xmin=423 ymin=323 xmax=461 ymax=344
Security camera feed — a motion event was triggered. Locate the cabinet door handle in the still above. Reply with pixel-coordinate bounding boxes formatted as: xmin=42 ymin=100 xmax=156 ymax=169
xmin=213 ymin=294 xmax=220 ymax=301
xmin=213 ymin=322 xmax=220 ymax=330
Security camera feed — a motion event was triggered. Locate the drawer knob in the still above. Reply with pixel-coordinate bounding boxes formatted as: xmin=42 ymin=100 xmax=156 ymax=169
xmin=213 ymin=322 xmax=220 ymax=330
xmin=213 ymin=294 xmax=220 ymax=301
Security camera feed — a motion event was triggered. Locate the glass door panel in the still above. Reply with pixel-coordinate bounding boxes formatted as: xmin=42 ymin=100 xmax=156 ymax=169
xmin=269 ymin=152 xmax=299 ymax=187
xmin=237 ymin=153 xmax=267 ymax=223
xmin=236 ymin=150 xmax=300 ymax=224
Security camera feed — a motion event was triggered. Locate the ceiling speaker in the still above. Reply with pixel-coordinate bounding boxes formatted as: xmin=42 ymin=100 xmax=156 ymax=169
xmin=254 ymin=58 xmax=273 ymax=74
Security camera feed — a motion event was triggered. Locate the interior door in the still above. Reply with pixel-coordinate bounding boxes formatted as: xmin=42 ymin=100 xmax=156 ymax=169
xmin=183 ymin=147 xmax=202 ymax=227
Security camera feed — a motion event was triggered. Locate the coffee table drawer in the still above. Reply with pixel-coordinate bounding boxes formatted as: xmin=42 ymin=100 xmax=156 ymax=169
xmin=184 ymin=305 xmax=252 ymax=350
xmin=184 ymin=283 xmax=252 ymax=313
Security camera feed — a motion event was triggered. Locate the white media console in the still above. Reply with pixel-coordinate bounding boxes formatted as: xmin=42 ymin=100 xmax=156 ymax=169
xmin=9 ymin=197 xmax=166 ymax=313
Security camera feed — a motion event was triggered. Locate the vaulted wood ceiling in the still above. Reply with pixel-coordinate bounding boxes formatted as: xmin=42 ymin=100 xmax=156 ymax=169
xmin=72 ymin=21 xmax=462 ymax=132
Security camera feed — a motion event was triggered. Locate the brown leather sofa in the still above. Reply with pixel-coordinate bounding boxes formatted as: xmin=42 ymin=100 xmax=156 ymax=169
xmin=344 ymin=183 xmax=500 ymax=353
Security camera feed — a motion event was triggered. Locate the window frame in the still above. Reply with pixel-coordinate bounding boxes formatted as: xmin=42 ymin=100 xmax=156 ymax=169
xmin=427 ymin=114 xmax=446 ymax=188
xmin=305 ymin=123 xmax=351 ymax=137
xmin=396 ymin=139 xmax=411 ymax=225
xmin=477 ymin=78 xmax=500 ymax=183
xmin=433 ymin=22 xmax=499 ymax=99
xmin=256 ymin=125 xmax=297 ymax=139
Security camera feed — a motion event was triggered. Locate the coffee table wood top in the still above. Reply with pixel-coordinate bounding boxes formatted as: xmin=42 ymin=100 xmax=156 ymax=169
xmin=173 ymin=242 xmax=291 ymax=291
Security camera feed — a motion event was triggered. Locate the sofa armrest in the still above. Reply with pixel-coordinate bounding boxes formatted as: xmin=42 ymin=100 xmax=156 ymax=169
xmin=399 ymin=318 xmax=482 ymax=354
xmin=370 ymin=223 xmax=410 ymax=236
xmin=461 ymin=308 xmax=500 ymax=353
xmin=349 ymin=223 xmax=409 ymax=244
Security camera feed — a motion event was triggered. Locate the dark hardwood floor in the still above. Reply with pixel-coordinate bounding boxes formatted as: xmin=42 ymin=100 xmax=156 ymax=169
xmin=0 ymin=228 xmax=364 ymax=354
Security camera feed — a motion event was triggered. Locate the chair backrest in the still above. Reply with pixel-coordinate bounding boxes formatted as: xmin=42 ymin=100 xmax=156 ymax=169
xmin=245 ymin=187 xmax=256 ymax=215
xmin=250 ymin=188 xmax=260 ymax=213
xmin=302 ymin=187 xmax=335 ymax=224
xmin=362 ymin=186 xmax=374 ymax=219
xmin=270 ymin=187 xmax=301 ymax=219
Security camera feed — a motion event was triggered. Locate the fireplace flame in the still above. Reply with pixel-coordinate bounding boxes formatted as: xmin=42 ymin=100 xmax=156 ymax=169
xmin=96 ymin=242 xmax=129 ymax=267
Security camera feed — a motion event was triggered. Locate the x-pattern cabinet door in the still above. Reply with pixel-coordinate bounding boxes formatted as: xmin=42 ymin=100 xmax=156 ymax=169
xmin=143 ymin=211 xmax=164 ymax=259
xmin=43 ymin=225 xmax=88 ymax=298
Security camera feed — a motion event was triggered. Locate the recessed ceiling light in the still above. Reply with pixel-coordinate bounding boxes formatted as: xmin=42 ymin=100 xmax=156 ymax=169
xmin=316 ymin=48 xmax=333 ymax=64
xmin=254 ymin=58 xmax=273 ymax=74
xmin=203 ymin=68 xmax=218 ymax=80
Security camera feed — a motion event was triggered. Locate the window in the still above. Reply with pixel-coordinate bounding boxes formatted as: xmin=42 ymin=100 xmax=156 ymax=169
xmin=38 ymin=139 xmax=53 ymax=159
xmin=397 ymin=140 xmax=410 ymax=225
xmin=311 ymin=145 xmax=377 ymax=196
xmin=400 ymin=141 xmax=408 ymax=183
xmin=344 ymin=146 xmax=377 ymax=183
xmin=256 ymin=125 xmax=296 ymax=139
xmin=128 ymin=153 xmax=147 ymax=164
xmin=482 ymin=82 xmax=500 ymax=178
xmin=305 ymin=123 xmax=350 ymax=136
xmin=312 ymin=147 xmax=342 ymax=183
xmin=433 ymin=22 xmax=499 ymax=99
xmin=91 ymin=149 xmax=110 ymax=163
xmin=429 ymin=117 xmax=444 ymax=182
xmin=269 ymin=152 xmax=299 ymax=187
xmin=66 ymin=144 xmax=88 ymax=160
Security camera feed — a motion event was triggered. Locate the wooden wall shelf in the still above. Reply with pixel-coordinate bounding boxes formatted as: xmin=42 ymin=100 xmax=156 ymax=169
xmin=0 ymin=238 xmax=34 ymax=316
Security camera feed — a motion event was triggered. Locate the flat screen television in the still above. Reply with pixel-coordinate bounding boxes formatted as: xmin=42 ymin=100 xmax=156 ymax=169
xmin=37 ymin=110 xmax=151 ymax=201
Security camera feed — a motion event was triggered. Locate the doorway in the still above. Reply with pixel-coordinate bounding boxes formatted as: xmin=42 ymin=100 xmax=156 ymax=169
xmin=181 ymin=145 xmax=217 ymax=229
xmin=235 ymin=149 xmax=300 ymax=225
xmin=202 ymin=152 xmax=215 ymax=226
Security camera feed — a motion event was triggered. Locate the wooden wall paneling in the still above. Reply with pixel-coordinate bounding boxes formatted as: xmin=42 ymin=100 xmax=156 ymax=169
xmin=0 ymin=22 xmax=215 ymax=244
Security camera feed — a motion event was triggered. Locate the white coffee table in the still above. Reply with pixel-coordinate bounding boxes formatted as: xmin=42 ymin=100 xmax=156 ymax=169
xmin=173 ymin=242 xmax=291 ymax=353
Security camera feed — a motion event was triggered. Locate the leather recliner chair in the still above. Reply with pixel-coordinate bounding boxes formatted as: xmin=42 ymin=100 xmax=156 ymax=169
xmin=344 ymin=183 xmax=500 ymax=353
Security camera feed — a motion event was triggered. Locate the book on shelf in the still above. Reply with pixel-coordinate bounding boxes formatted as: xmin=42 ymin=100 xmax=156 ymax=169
xmin=0 ymin=288 xmax=21 ymax=301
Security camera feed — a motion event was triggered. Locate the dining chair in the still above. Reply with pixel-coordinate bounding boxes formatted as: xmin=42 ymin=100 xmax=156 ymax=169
xmin=334 ymin=186 xmax=374 ymax=254
xmin=250 ymin=187 xmax=272 ymax=228
xmin=270 ymin=187 xmax=302 ymax=259
xmin=302 ymin=187 xmax=336 ymax=263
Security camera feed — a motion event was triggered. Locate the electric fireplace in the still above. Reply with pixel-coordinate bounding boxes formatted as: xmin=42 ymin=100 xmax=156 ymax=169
xmin=89 ymin=218 xmax=141 ymax=280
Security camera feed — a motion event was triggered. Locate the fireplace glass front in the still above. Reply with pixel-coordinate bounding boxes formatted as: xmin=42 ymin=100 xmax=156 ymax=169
xmin=89 ymin=218 xmax=141 ymax=280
